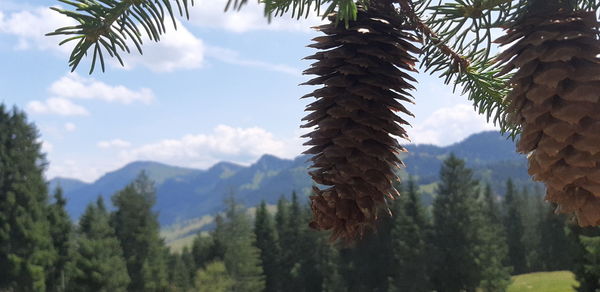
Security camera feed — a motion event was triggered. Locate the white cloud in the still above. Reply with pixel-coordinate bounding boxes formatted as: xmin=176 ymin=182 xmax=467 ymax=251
xmin=26 ymin=98 xmax=89 ymax=116
xmin=64 ymin=122 xmax=76 ymax=132
xmin=408 ymin=104 xmax=499 ymax=146
xmin=120 ymin=124 xmax=301 ymax=168
xmin=205 ymin=46 xmax=301 ymax=76
xmin=50 ymin=73 xmax=154 ymax=104
xmin=98 ymin=139 xmax=132 ymax=149
xmin=0 ymin=6 xmax=75 ymax=53
xmin=189 ymin=0 xmax=323 ymax=33
xmin=120 ymin=20 xmax=205 ymax=72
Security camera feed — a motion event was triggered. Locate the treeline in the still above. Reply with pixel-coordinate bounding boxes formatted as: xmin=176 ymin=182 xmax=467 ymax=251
xmin=3 ymin=105 xmax=600 ymax=292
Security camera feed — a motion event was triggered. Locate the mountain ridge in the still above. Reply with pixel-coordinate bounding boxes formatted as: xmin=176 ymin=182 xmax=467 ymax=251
xmin=51 ymin=131 xmax=536 ymax=225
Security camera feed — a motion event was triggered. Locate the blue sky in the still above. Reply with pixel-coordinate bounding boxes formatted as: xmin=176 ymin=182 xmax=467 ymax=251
xmin=0 ymin=0 xmax=498 ymax=182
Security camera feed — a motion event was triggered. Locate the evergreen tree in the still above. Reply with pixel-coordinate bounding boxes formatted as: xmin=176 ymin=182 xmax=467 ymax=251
xmin=477 ymin=184 xmax=511 ymax=291
xmin=430 ymin=154 xmax=483 ymax=292
xmin=0 ymin=105 xmax=54 ymax=291
xmin=167 ymin=251 xmax=192 ymax=292
xmin=194 ymin=261 xmax=234 ymax=292
xmin=181 ymin=247 xmax=197 ymax=287
xmin=520 ymin=186 xmax=544 ymax=272
xmin=71 ymin=198 xmax=130 ymax=292
xmin=503 ymin=179 xmax=527 ymax=274
xmin=388 ymin=178 xmax=429 ymax=292
xmin=218 ymin=196 xmax=265 ymax=292
xmin=111 ymin=172 xmax=168 ymax=291
xmin=537 ymin=202 xmax=575 ymax=271
xmin=46 ymin=187 xmax=73 ymax=292
xmin=572 ymin=227 xmax=600 ymax=292
xmin=191 ymin=232 xmax=223 ymax=269
xmin=254 ymin=201 xmax=282 ymax=292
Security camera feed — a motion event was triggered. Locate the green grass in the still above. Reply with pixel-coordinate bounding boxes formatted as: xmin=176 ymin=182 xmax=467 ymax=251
xmin=507 ymin=271 xmax=577 ymax=292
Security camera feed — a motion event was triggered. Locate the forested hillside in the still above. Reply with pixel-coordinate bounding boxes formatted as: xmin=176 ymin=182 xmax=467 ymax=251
xmin=51 ymin=131 xmax=541 ymax=226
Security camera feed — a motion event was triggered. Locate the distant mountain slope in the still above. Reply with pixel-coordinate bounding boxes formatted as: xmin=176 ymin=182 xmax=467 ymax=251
xmin=51 ymin=131 xmax=538 ymax=225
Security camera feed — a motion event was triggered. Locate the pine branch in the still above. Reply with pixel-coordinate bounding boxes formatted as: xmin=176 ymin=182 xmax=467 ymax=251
xmin=46 ymin=0 xmax=194 ymax=73
xmin=398 ymin=0 xmax=519 ymax=138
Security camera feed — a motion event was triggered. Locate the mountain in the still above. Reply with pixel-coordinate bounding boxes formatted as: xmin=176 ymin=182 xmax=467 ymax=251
xmin=51 ymin=131 xmax=538 ymax=226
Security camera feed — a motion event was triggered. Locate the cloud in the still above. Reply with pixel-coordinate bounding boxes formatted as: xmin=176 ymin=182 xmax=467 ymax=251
xmin=408 ymin=104 xmax=499 ymax=146
xmin=121 ymin=20 xmax=205 ymax=72
xmin=64 ymin=122 xmax=76 ymax=132
xmin=120 ymin=124 xmax=301 ymax=168
xmin=98 ymin=139 xmax=132 ymax=149
xmin=205 ymin=46 xmax=301 ymax=76
xmin=50 ymin=73 xmax=154 ymax=104
xmin=0 ymin=6 xmax=76 ymax=53
xmin=189 ymin=0 xmax=324 ymax=33
xmin=26 ymin=98 xmax=89 ymax=116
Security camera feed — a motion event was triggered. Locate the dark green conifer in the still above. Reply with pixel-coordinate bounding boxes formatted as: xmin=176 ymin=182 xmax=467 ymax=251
xmin=46 ymin=187 xmax=73 ymax=292
xmin=71 ymin=198 xmax=130 ymax=292
xmin=503 ymin=179 xmax=527 ymax=274
xmin=218 ymin=196 xmax=265 ymax=291
xmin=254 ymin=201 xmax=282 ymax=292
xmin=431 ymin=154 xmax=483 ymax=292
xmin=388 ymin=178 xmax=429 ymax=292
xmin=0 ymin=105 xmax=54 ymax=291
xmin=111 ymin=172 xmax=168 ymax=291
xmin=477 ymin=184 xmax=511 ymax=291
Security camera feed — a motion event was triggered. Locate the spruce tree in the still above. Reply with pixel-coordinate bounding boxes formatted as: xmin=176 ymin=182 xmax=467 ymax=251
xmin=46 ymin=187 xmax=73 ymax=292
xmin=194 ymin=261 xmax=234 ymax=292
xmin=503 ymin=179 xmax=527 ymax=274
xmin=111 ymin=171 xmax=168 ymax=291
xmin=218 ymin=196 xmax=265 ymax=292
xmin=388 ymin=178 xmax=429 ymax=292
xmin=537 ymin=202 xmax=575 ymax=271
xmin=431 ymin=154 xmax=483 ymax=292
xmin=0 ymin=105 xmax=54 ymax=291
xmin=254 ymin=201 xmax=282 ymax=292
xmin=571 ymin=227 xmax=600 ymax=292
xmin=71 ymin=198 xmax=130 ymax=292
xmin=191 ymin=233 xmax=223 ymax=269
xmin=477 ymin=184 xmax=511 ymax=292
xmin=167 ymin=252 xmax=192 ymax=292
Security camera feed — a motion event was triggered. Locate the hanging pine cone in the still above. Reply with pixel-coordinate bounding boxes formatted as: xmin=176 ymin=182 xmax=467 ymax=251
xmin=496 ymin=10 xmax=600 ymax=226
xmin=301 ymin=3 xmax=421 ymax=240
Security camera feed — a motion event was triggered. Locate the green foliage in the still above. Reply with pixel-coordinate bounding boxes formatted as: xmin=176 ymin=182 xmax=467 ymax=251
xmin=571 ymin=226 xmax=600 ymax=292
xmin=194 ymin=261 xmax=235 ymax=292
xmin=503 ymin=179 xmax=527 ymax=274
xmin=46 ymin=187 xmax=74 ymax=292
xmin=477 ymin=184 xmax=511 ymax=291
xmin=388 ymin=178 xmax=430 ymax=292
xmin=70 ymin=198 xmax=130 ymax=292
xmin=111 ymin=171 xmax=169 ymax=291
xmin=218 ymin=196 xmax=265 ymax=292
xmin=431 ymin=154 xmax=509 ymax=292
xmin=0 ymin=105 xmax=54 ymax=291
xmin=254 ymin=201 xmax=282 ymax=292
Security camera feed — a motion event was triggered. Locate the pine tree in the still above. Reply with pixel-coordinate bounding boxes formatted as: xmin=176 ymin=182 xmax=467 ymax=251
xmin=111 ymin=171 xmax=168 ymax=291
xmin=218 ymin=196 xmax=265 ymax=292
xmin=254 ymin=201 xmax=282 ymax=292
xmin=388 ymin=178 xmax=429 ymax=292
xmin=46 ymin=187 xmax=73 ymax=292
xmin=431 ymin=154 xmax=483 ymax=292
xmin=503 ymin=179 xmax=527 ymax=274
xmin=71 ymin=197 xmax=130 ymax=292
xmin=571 ymin=226 xmax=600 ymax=292
xmin=191 ymin=232 xmax=223 ymax=269
xmin=0 ymin=105 xmax=54 ymax=291
xmin=477 ymin=184 xmax=511 ymax=292
xmin=537 ymin=202 xmax=576 ymax=271
xmin=194 ymin=261 xmax=235 ymax=292
xmin=167 ymin=251 xmax=192 ymax=292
